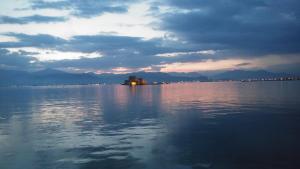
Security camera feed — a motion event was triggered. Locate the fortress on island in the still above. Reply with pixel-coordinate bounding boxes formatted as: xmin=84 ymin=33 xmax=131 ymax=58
xmin=123 ymin=76 xmax=147 ymax=86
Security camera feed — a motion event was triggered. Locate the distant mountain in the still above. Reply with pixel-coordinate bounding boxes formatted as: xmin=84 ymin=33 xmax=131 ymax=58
xmin=0 ymin=69 xmax=100 ymax=86
xmin=1 ymin=69 xmax=295 ymax=86
xmin=168 ymin=72 xmax=205 ymax=78
xmin=96 ymin=71 xmax=208 ymax=84
xmin=212 ymin=70 xmax=291 ymax=80
xmin=32 ymin=68 xmax=67 ymax=76
xmin=0 ymin=69 xmax=209 ymax=86
xmin=129 ymin=72 xmax=208 ymax=82
xmin=31 ymin=69 xmax=101 ymax=85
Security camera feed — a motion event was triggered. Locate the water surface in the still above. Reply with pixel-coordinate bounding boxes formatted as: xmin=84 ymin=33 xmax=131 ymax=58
xmin=0 ymin=82 xmax=299 ymax=169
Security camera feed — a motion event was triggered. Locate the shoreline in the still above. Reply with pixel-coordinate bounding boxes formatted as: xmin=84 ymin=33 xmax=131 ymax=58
xmin=0 ymin=79 xmax=299 ymax=88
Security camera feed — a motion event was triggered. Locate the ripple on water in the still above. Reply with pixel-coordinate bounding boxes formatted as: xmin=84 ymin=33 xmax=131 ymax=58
xmin=0 ymin=82 xmax=300 ymax=169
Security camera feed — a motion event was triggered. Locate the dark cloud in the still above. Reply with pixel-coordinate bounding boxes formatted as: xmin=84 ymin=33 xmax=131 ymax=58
xmin=1 ymin=33 xmax=214 ymax=70
xmin=0 ymin=49 xmax=37 ymax=69
xmin=30 ymin=0 xmax=133 ymax=18
xmin=43 ymin=51 xmax=216 ymax=71
xmin=166 ymin=0 xmax=267 ymax=10
xmin=0 ymin=33 xmax=67 ymax=48
xmin=65 ymin=35 xmax=168 ymax=55
xmin=31 ymin=0 xmax=70 ymax=10
xmin=44 ymin=35 xmax=180 ymax=70
xmin=0 ymin=15 xmax=67 ymax=24
xmin=160 ymin=0 xmax=300 ymax=55
xmin=235 ymin=62 xmax=251 ymax=67
xmin=0 ymin=0 xmax=298 ymax=73
xmin=1 ymin=33 xmax=167 ymax=54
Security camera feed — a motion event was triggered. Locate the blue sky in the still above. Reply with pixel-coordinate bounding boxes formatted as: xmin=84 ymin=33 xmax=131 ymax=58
xmin=0 ymin=0 xmax=299 ymax=73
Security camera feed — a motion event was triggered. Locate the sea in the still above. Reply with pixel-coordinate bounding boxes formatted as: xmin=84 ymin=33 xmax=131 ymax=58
xmin=0 ymin=81 xmax=299 ymax=169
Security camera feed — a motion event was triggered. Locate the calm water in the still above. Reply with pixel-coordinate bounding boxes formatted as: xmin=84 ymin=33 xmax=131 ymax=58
xmin=0 ymin=82 xmax=300 ymax=169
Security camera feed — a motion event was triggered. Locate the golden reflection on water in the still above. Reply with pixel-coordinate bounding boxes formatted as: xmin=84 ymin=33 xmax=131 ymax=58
xmin=114 ymin=85 xmax=155 ymax=107
xmin=7 ymin=82 xmax=283 ymax=130
xmin=0 ymin=82 xmax=300 ymax=169
xmin=92 ymin=82 xmax=243 ymax=115
xmin=113 ymin=85 xmax=130 ymax=108
xmin=158 ymin=82 xmax=241 ymax=113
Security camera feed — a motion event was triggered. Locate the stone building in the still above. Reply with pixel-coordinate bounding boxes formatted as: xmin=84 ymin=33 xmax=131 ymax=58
xmin=123 ymin=76 xmax=147 ymax=85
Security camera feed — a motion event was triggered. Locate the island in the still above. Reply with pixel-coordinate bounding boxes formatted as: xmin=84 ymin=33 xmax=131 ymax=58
xmin=122 ymin=76 xmax=147 ymax=86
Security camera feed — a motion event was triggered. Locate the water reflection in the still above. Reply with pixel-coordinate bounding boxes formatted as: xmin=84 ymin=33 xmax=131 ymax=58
xmin=0 ymin=82 xmax=300 ymax=169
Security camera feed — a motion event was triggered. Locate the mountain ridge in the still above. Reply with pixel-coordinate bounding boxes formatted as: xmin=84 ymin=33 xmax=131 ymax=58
xmin=0 ymin=69 xmax=297 ymax=86
xmin=212 ymin=69 xmax=292 ymax=80
xmin=0 ymin=69 xmax=208 ymax=86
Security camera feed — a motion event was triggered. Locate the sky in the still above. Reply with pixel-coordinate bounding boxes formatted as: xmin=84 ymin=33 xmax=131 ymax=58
xmin=0 ymin=0 xmax=299 ymax=74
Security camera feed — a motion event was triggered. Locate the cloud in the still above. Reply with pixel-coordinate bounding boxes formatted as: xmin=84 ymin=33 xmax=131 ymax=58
xmin=0 ymin=15 xmax=67 ymax=24
xmin=0 ymin=33 xmax=67 ymax=48
xmin=0 ymin=49 xmax=37 ymax=69
xmin=2 ymin=32 xmax=299 ymax=73
xmin=159 ymin=55 xmax=300 ymax=73
xmin=156 ymin=50 xmax=216 ymax=57
xmin=0 ymin=33 xmax=165 ymax=69
xmin=0 ymin=33 xmax=194 ymax=69
xmin=235 ymin=62 xmax=251 ymax=67
xmin=159 ymin=0 xmax=300 ymax=55
xmin=30 ymin=0 xmax=134 ymax=18
xmin=30 ymin=0 xmax=70 ymax=10
xmin=2 ymin=33 xmax=224 ymax=69
xmin=6 ymin=47 xmax=103 ymax=61
xmin=42 ymin=34 xmax=169 ymax=69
